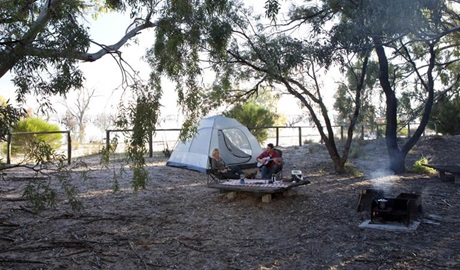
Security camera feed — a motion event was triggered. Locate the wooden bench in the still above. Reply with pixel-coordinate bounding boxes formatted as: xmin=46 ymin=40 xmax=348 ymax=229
xmin=207 ymin=179 xmax=311 ymax=203
xmin=423 ymin=164 xmax=460 ymax=184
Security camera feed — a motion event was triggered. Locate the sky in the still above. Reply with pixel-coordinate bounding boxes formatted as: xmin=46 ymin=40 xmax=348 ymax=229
xmin=0 ymin=1 xmax=338 ymax=130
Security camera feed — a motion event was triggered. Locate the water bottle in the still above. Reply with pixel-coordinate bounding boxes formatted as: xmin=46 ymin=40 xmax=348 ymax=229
xmin=239 ymin=174 xmax=245 ymax=184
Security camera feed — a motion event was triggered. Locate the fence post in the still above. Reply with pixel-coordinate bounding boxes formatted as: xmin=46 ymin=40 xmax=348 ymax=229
xmin=275 ymin=127 xmax=279 ymax=146
xmin=106 ymin=130 xmax=110 ymax=152
xmin=298 ymin=127 xmax=302 ymax=146
xmin=340 ymin=126 xmax=344 ymax=141
xmin=407 ymin=122 xmax=411 ymax=138
xmin=6 ymin=133 xmax=11 ymax=165
xmin=148 ymin=131 xmax=153 ymax=158
xmin=67 ymin=131 xmax=71 ymax=165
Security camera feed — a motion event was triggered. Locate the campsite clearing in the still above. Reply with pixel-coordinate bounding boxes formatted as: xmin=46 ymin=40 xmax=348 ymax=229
xmin=0 ymin=136 xmax=460 ymax=269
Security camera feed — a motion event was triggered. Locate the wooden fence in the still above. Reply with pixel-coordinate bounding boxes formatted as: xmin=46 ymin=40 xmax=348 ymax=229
xmin=3 ymin=122 xmax=433 ymax=164
xmin=5 ymin=131 xmax=71 ymax=165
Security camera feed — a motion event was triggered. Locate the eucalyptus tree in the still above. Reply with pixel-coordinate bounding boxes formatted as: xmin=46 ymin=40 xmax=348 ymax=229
xmin=333 ymin=60 xmax=380 ymax=134
xmin=282 ymin=0 xmax=460 ymax=173
xmin=0 ymin=0 xmax=158 ymax=143
xmin=0 ymin=0 xmax=237 ymax=189
xmin=149 ymin=2 xmax=371 ymax=173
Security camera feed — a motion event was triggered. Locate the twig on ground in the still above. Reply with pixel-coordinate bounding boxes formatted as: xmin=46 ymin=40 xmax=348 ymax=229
xmin=0 ymin=197 xmax=26 ymax=201
xmin=0 ymin=236 xmax=15 ymax=242
xmin=0 ymin=257 xmax=46 ymax=264
xmin=19 ymin=205 xmax=38 ymax=215
xmin=129 ymin=241 xmax=148 ymax=269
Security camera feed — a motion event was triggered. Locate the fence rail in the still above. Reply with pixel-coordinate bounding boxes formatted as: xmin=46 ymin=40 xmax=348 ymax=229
xmin=106 ymin=122 xmax=434 ymax=158
xmin=5 ymin=131 xmax=71 ymax=165
xmin=3 ymin=122 xmax=434 ymax=165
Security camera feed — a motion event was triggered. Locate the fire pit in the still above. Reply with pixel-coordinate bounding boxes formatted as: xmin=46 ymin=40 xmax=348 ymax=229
xmin=357 ymin=189 xmax=422 ymax=227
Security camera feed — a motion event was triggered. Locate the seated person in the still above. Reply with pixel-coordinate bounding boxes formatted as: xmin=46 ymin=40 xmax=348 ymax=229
xmin=210 ymin=148 xmax=244 ymax=179
xmin=257 ymin=143 xmax=282 ymax=179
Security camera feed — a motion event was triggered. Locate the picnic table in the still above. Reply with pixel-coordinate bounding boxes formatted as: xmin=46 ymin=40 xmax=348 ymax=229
xmin=423 ymin=164 xmax=460 ymax=184
xmin=207 ymin=179 xmax=311 ymax=203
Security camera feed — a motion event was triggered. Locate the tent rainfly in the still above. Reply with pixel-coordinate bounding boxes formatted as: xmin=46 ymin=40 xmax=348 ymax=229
xmin=166 ymin=115 xmax=263 ymax=173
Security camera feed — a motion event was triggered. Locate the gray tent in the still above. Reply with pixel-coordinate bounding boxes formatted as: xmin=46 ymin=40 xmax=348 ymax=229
xmin=166 ymin=115 xmax=263 ymax=173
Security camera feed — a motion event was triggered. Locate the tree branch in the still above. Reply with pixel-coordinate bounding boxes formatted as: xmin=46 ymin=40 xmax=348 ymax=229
xmin=0 ymin=0 xmax=64 ymax=78
xmin=21 ymin=19 xmax=157 ymax=62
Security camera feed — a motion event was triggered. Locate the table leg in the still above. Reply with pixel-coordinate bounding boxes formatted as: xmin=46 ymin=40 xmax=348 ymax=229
xmin=262 ymin=194 xmax=272 ymax=203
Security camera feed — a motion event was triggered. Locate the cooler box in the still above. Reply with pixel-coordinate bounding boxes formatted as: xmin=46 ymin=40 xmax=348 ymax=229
xmin=291 ymin=170 xmax=303 ymax=182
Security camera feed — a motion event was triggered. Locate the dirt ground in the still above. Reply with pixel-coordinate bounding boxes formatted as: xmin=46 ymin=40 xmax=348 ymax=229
xmin=1 ymin=135 xmax=459 ymax=269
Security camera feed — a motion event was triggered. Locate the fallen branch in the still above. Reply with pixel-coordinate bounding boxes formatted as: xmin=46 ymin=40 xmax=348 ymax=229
xmin=0 ymin=197 xmax=27 ymax=202
xmin=441 ymin=199 xmax=452 ymax=207
xmin=7 ymin=176 xmax=49 ymax=181
xmin=0 ymin=257 xmax=46 ymax=264
xmin=19 ymin=205 xmax=38 ymax=215
xmin=175 ymin=238 xmax=206 ymax=252
xmin=0 ymin=236 xmax=15 ymax=242
xmin=0 ymin=222 xmax=20 ymax=227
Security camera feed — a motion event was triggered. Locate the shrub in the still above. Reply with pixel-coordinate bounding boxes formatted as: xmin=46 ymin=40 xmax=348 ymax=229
xmin=10 ymin=117 xmax=62 ymax=156
xmin=428 ymin=94 xmax=460 ymax=135
xmin=349 ymin=146 xmax=361 ymax=159
xmin=411 ymin=157 xmax=436 ymax=174
xmin=224 ymin=102 xmax=277 ymax=143
xmin=345 ymin=162 xmax=363 ymax=177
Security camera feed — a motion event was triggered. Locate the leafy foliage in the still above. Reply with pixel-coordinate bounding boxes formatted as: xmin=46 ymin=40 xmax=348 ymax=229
xmin=1 ymin=0 xmax=89 ymax=104
xmin=333 ymin=60 xmax=380 ymax=130
xmin=0 ymin=97 xmax=25 ymax=141
xmin=115 ymin=82 xmax=161 ymax=190
xmin=265 ymin=0 xmax=280 ymax=22
xmin=23 ymin=180 xmax=58 ymax=211
xmin=10 ymin=117 xmax=62 ymax=156
xmin=428 ymin=95 xmax=460 ymax=135
xmin=19 ymin=141 xmax=83 ymax=211
xmin=150 ymin=0 xmax=240 ymax=140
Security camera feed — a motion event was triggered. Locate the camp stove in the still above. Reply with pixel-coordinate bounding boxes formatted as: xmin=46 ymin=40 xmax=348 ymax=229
xmin=357 ymin=189 xmax=422 ymax=226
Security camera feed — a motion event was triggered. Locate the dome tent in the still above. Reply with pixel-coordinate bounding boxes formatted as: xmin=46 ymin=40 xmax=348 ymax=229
xmin=166 ymin=115 xmax=263 ymax=173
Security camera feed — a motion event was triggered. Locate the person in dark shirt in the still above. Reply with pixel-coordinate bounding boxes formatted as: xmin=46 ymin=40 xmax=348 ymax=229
xmin=210 ymin=148 xmax=244 ymax=179
xmin=256 ymin=143 xmax=282 ymax=179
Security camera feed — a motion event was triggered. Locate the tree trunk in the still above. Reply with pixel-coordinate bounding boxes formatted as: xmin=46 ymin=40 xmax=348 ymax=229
xmin=387 ymin=144 xmax=406 ymax=174
xmin=374 ymin=38 xmax=405 ymax=173
xmin=374 ymin=39 xmax=436 ymax=174
xmin=322 ymin=137 xmax=346 ymax=174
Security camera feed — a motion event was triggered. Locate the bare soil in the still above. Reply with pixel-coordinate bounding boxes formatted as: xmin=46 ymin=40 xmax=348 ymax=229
xmin=1 ymin=136 xmax=460 ymax=269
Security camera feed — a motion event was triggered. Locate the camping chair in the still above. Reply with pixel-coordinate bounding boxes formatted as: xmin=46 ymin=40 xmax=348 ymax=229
xmin=274 ymin=148 xmax=284 ymax=180
xmin=206 ymin=157 xmax=220 ymax=185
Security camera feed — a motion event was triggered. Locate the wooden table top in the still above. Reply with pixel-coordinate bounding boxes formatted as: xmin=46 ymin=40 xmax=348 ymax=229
xmin=207 ymin=179 xmax=311 ymax=193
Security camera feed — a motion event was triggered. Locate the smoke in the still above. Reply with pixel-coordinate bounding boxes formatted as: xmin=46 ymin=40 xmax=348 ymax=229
xmin=369 ymin=169 xmax=393 ymax=179
xmin=368 ymin=169 xmax=398 ymax=194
